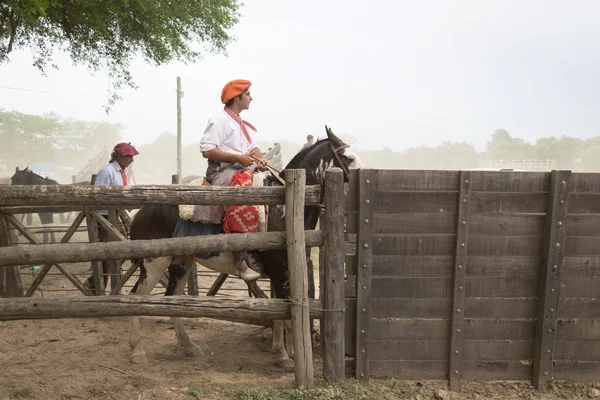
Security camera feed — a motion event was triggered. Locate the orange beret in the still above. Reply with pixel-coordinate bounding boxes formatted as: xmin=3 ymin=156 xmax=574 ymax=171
xmin=221 ymin=79 xmax=251 ymax=104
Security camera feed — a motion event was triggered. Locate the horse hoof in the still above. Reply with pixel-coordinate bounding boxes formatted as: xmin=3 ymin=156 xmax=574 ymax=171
xmin=277 ymin=358 xmax=295 ymax=370
xmin=184 ymin=344 xmax=205 ymax=357
xmin=131 ymin=353 xmax=148 ymax=364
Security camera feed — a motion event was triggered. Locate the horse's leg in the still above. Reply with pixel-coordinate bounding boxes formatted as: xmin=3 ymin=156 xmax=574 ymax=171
xmin=166 ymin=259 xmax=204 ymax=357
xmin=272 ymin=320 xmax=294 ymax=369
xmin=284 ymin=319 xmax=295 ymax=360
xmin=128 ymin=256 xmax=171 ymax=364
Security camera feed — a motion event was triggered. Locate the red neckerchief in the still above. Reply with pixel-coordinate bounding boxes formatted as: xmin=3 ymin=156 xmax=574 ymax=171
xmin=224 ymin=106 xmax=257 ymax=144
xmin=118 ymin=163 xmax=128 ymax=186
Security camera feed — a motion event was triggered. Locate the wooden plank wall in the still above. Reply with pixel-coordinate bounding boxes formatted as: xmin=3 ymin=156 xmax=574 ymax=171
xmin=345 ymin=169 xmax=600 ymax=383
xmin=555 ymin=173 xmax=600 ymax=381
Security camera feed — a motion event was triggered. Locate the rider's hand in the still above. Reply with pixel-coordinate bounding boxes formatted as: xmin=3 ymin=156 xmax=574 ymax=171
xmin=256 ymin=158 xmax=268 ymax=172
xmin=236 ymin=153 xmax=254 ymax=167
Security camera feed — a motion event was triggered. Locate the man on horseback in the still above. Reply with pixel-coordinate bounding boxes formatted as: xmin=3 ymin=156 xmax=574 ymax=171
xmin=195 ymin=79 xmax=267 ymax=282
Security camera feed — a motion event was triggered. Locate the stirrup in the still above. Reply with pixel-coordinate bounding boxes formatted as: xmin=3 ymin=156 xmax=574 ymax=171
xmin=240 ymin=269 xmax=261 ymax=282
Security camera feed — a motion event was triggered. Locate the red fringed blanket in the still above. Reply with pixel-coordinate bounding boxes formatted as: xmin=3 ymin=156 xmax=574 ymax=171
xmin=223 ymin=170 xmax=259 ymax=234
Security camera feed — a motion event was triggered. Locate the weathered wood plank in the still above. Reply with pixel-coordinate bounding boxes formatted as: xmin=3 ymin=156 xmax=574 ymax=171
xmin=371 ymin=277 xmax=539 ymax=298
xmin=372 ymin=255 xmax=541 ymax=278
xmin=371 ymin=298 xmax=452 ymax=319
xmin=562 ymin=256 xmax=600 ymax=277
xmin=570 ymin=173 xmax=600 ymax=193
xmin=355 ymin=169 xmax=376 ymax=380
xmin=467 ymin=256 xmax=540 ymax=277
xmin=554 ymin=361 xmax=600 ymax=381
xmin=0 ymin=230 xmax=323 ymax=267
xmin=468 ymin=236 xmax=544 ymax=257
xmin=558 ymin=299 xmax=600 ymax=318
xmin=371 ymin=340 xmax=533 ymax=361
xmin=373 ymin=234 xmax=455 ymax=256
xmin=560 ymin=277 xmax=600 ymax=298
xmin=568 ymin=193 xmax=600 ymax=214
xmin=1 ymin=205 xmax=140 ymax=214
xmin=370 ymin=340 xmax=449 ymax=360
xmin=0 ymin=184 xmax=321 ymax=206
xmin=470 ymin=192 xmax=547 ymax=213
xmin=284 ymin=169 xmax=314 ymax=389
xmin=566 ymin=215 xmax=600 ymax=236
xmin=372 ymin=255 xmax=454 ymax=277
xmin=370 ymin=319 xmax=450 ymax=340
xmin=0 ymin=296 xmax=324 ymax=320
xmin=370 ymin=360 xmax=532 ymax=381
xmin=469 ymin=171 xmax=549 ymax=193
xmin=554 ymin=341 xmax=600 ymax=361
xmin=469 ymin=213 xmax=545 ymax=236
xmin=370 ymin=360 xmax=448 ymax=380
xmin=373 ymin=212 xmax=456 ymax=234
xmin=376 ymin=170 xmax=459 ymax=191
xmin=565 ymin=236 xmax=600 ymax=256
xmin=372 ymin=234 xmax=544 ymax=257
xmin=464 ymin=298 xmax=538 ymax=319
xmin=375 ymin=191 xmax=457 ymax=213
xmin=462 ymin=361 xmax=532 ymax=381
xmin=556 ymin=319 xmax=600 ymax=341
xmin=369 ymin=319 xmax=537 ymax=341
xmin=464 ymin=319 xmax=536 ymax=340
xmin=322 ymin=168 xmax=346 ymax=381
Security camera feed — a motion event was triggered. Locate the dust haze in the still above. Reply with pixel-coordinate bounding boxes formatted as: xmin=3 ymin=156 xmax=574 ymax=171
xmin=2 ymin=0 xmax=600 ymax=183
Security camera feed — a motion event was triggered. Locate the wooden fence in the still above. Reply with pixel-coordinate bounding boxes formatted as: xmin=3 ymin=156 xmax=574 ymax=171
xmin=344 ymin=169 xmax=600 ymax=390
xmin=0 ymin=169 xmax=348 ymax=389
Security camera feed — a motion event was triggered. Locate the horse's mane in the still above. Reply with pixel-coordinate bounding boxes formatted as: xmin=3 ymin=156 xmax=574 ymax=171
xmin=284 ymin=138 xmax=330 ymax=170
xmin=16 ymin=167 xmax=59 ymax=184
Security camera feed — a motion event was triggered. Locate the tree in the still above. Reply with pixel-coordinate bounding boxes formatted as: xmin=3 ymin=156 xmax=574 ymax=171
xmin=0 ymin=0 xmax=241 ymax=111
xmin=485 ymin=129 xmax=535 ymax=161
xmin=0 ymin=108 xmax=122 ymax=177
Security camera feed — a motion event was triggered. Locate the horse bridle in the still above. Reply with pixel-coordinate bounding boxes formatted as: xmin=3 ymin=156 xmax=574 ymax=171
xmin=330 ymin=142 xmax=350 ymax=180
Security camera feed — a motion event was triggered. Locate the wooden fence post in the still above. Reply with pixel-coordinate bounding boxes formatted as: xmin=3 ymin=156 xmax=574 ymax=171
xmin=323 ymin=168 xmax=346 ymax=380
xmin=173 ymin=173 xmax=199 ymax=296
xmin=85 ymin=208 xmax=105 ymax=296
xmin=448 ymin=171 xmax=472 ymax=391
xmin=533 ymin=170 xmax=571 ymax=390
xmin=355 ymin=169 xmax=376 ymax=380
xmin=0 ymin=214 xmax=23 ymax=297
xmin=284 ymin=169 xmax=314 ymax=389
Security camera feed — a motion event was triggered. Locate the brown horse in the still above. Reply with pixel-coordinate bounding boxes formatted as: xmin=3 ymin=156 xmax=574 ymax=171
xmin=126 ymin=127 xmax=363 ymax=367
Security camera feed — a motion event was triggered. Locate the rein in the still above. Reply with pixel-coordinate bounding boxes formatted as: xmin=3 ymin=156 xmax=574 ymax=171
xmin=330 ymin=142 xmax=350 ymax=179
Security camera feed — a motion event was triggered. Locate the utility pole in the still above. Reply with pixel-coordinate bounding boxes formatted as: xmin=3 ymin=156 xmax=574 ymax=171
xmin=176 ymin=77 xmax=183 ymax=184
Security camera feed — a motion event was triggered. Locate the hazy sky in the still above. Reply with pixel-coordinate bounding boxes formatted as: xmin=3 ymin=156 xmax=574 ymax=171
xmin=1 ymin=0 xmax=600 ymax=152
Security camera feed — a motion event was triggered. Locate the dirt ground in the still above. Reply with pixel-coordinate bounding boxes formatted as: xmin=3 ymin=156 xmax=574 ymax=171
xmin=1 ymin=263 xmax=598 ymax=400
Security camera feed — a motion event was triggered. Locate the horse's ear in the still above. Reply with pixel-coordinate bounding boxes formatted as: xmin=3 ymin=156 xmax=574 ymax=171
xmin=325 ymin=125 xmax=343 ymax=144
xmin=15 ymin=166 xmax=19 ymax=173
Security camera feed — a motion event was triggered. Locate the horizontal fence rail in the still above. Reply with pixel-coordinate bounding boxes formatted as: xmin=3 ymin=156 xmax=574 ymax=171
xmin=0 ymin=230 xmax=324 ymax=267
xmin=0 ymin=184 xmax=322 ymax=206
xmin=0 ymin=296 xmax=324 ymax=321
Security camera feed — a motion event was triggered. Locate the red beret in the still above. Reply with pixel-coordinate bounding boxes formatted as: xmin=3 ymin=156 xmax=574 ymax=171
xmin=114 ymin=142 xmax=139 ymax=156
xmin=221 ymin=79 xmax=252 ymax=104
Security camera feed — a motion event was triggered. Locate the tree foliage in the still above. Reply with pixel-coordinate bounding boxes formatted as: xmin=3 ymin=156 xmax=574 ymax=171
xmin=0 ymin=0 xmax=241 ymax=111
xmin=0 ymin=108 xmax=122 ymax=178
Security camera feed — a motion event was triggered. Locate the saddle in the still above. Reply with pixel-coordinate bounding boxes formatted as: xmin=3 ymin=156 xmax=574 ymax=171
xmin=178 ymin=172 xmax=268 ymax=233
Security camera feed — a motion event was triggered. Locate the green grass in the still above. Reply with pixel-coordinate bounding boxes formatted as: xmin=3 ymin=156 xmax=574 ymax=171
xmin=12 ymin=387 xmax=34 ymax=398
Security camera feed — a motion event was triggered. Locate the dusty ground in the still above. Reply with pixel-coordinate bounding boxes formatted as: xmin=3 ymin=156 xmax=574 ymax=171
xmin=1 ymin=263 xmax=307 ymax=399
xmin=1 ymin=256 xmax=598 ymax=399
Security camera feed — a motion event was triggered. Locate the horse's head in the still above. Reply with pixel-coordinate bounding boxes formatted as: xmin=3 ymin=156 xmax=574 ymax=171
xmin=11 ymin=166 xmax=32 ymax=185
xmin=283 ymin=125 xmax=363 ymax=185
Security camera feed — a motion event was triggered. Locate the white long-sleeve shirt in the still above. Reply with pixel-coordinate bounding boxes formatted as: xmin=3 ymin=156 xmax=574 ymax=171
xmin=200 ymin=109 xmax=258 ymax=155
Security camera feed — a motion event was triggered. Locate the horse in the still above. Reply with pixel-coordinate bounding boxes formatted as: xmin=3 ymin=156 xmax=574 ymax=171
xmin=126 ymin=126 xmax=363 ymax=367
xmin=10 ymin=167 xmax=63 ymax=244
